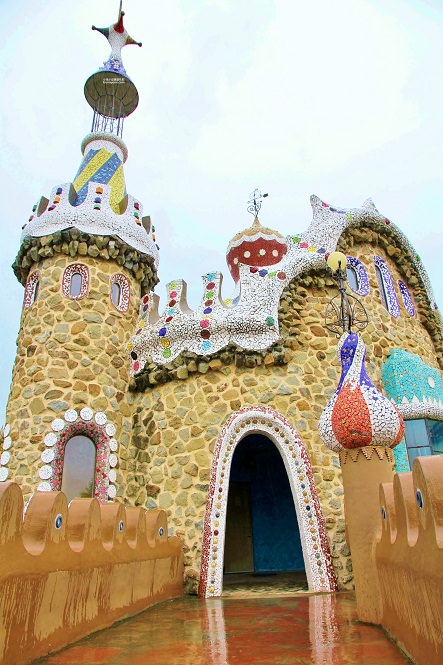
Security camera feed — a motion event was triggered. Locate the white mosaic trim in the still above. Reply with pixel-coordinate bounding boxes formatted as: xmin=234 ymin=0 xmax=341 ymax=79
xmin=38 ymin=409 xmax=119 ymax=501
xmin=0 ymin=423 xmax=12 ymax=481
xmin=129 ymin=195 xmax=440 ymax=372
xmin=396 ymin=398 xmax=443 ymax=421
xmin=199 ymin=406 xmax=336 ymax=598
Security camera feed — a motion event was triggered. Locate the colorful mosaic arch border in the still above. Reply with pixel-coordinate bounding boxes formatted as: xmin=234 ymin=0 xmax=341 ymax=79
xmin=23 ymin=271 xmax=40 ymax=309
xmin=198 ymin=406 xmax=337 ymax=598
xmin=374 ymin=256 xmax=400 ymax=318
xmin=346 ymin=256 xmax=369 ymax=297
xmin=398 ymin=279 xmax=415 ymax=317
xmin=61 ymin=263 xmax=89 ymax=300
xmin=110 ymin=273 xmax=131 ymax=312
xmin=37 ymin=408 xmax=119 ymax=502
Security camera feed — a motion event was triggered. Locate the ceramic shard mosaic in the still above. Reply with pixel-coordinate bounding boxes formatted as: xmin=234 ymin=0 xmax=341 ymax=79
xmin=129 ymin=195 xmax=439 ymax=375
xmin=382 ymin=349 xmax=443 ymax=420
xmin=21 ymin=135 xmax=159 ymax=266
xmin=319 ymin=332 xmax=404 ymax=451
xmin=199 ymin=406 xmax=337 ymax=598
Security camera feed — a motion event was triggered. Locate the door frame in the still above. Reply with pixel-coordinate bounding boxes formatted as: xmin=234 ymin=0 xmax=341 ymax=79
xmin=198 ymin=405 xmax=337 ymax=597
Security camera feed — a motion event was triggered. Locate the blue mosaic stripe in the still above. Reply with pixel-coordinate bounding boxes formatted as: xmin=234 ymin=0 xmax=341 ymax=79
xmin=73 ymin=153 xmax=122 ymax=207
xmin=73 ymin=149 xmax=99 ymax=182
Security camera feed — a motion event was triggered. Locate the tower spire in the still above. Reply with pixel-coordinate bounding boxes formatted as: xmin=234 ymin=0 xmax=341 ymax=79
xmin=84 ymin=3 xmax=142 ymax=138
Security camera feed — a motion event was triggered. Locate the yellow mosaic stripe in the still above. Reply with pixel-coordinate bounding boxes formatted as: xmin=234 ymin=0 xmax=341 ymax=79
xmin=73 ymin=149 xmax=113 ymax=193
xmin=108 ymin=165 xmax=126 ymax=213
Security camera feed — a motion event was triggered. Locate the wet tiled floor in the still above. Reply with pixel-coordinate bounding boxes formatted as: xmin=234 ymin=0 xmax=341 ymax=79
xmin=35 ymin=590 xmax=413 ymax=665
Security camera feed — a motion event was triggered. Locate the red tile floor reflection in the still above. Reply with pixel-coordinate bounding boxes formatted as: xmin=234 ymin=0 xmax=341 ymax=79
xmin=35 ymin=593 xmax=412 ymax=665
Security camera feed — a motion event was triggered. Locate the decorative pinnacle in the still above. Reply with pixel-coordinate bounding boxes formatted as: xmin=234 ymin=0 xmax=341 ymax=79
xmin=92 ymin=2 xmax=142 ymax=66
xmin=247 ymin=189 xmax=268 ymax=219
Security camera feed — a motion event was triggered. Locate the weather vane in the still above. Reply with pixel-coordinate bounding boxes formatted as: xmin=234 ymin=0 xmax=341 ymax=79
xmin=247 ymin=189 xmax=268 ymax=219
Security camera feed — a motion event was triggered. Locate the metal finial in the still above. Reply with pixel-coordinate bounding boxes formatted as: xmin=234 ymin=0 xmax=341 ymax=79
xmin=247 ymin=189 xmax=268 ymax=218
xmin=324 ymin=254 xmax=368 ymax=337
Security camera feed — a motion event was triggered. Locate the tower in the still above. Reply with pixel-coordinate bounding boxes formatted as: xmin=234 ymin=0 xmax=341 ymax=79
xmin=2 ymin=7 xmax=157 ymax=503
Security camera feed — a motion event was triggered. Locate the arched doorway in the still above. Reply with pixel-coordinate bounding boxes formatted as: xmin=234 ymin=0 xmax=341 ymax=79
xmin=199 ymin=406 xmax=337 ymax=597
xmin=224 ymin=434 xmax=304 ymax=575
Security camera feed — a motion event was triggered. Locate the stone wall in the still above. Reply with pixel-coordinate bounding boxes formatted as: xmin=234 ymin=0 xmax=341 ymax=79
xmin=5 ymin=252 xmax=141 ymax=497
xmin=127 ymin=241 xmax=441 ymax=593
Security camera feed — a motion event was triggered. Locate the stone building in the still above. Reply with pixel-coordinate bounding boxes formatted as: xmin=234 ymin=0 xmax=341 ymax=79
xmin=2 ymin=8 xmax=443 ymax=596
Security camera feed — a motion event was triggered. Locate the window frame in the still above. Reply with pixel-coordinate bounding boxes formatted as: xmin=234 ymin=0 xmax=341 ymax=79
xmin=373 ymin=256 xmax=400 ymax=317
xmin=62 ymin=263 xmax=89 ymax=300
xmin=23 ymin=271 xmax=40 ymax=309
xmin=110 ymin=273 xmax=130 ymax=312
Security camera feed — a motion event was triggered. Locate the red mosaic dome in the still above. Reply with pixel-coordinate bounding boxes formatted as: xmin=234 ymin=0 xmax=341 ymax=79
xmin=226 ymin=217 xmax=288 ymax=283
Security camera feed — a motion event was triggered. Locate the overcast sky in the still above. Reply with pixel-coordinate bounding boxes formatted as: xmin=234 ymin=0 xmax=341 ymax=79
xmin=1 ymin=0 xmax=442 ymax=420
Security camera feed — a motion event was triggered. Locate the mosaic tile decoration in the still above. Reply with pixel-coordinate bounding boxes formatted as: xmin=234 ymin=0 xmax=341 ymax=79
xmin=319 ymin=332 xmax=404 ymax=451
xmin=346 ymin=256 xmax=369 ymax=296
xmin=226 ymin=217 xmax=288 ymax=283
xmin=93 ymin=9 xmax=142 ymax=78
xmin=374 ymin=256 xmax=400 ymax=318
xmin=61 ymin=264 xmax=89 ymax=300
xmin=21 ymin=135 xmax=159 ymax=266
xmin=398 ymin=280 xmax=415 ymax=317
xmin=73 ymin=145 xmax=125 ymax=214
xmin=382 ymin=349 xmax=443 ymax=421
xmin=37 ymin=409 xmax=119 ymax=502
xmin=23 ymin=271 xmax=40 ymax=309
xmin=110 ymin=273 xmax=131 ymax=312
xmin=129 ymin=196 xmax=439 ymax=374
xmin=198 ymin=406 xmax=337 ymax=598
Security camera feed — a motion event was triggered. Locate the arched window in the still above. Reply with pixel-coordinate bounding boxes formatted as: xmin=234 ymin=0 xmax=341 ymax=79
xmin=110 ymin=273 xmax=130 ymax=312
xmin=345 ymin=257 xmax=369 ymax=296
xmin=374 ymin=256 xmax=400 ymax=317
xmin=23 ymin=271 xmax=40 ymax=308
xmin=61 ymin=435 xmax=96 ymax=503
xmin=375 ymin=264 xmax=388 ymax=310
xmin=398 ymin=280 xmax=415 ymax=317
xmin=111 ymin=281 xmax=121 ymax=307
xmin=62 ymin=264 xmax=89 ymax=300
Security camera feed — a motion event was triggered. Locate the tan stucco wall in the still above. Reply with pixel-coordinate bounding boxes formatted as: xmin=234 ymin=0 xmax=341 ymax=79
xmin=0 ymin=482 xmax=183 ymax=665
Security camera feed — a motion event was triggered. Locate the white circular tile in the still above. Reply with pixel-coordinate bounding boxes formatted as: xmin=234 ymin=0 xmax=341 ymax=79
xmin=3 ymin=436 xmax=12 ymax=450
xmin=0 ymin=467 xmax=9 ymax=481
xmin=108 ymin=469 xmax=117 ymax=483
xmin=39 ymin=464 xmax=53 ymax=480
xmin=44 ymin=432 xmax=58 ymax=447
xmin=41 ymin=449 xmax=55 ymax=463
xmin=64 ymin=409 xmax=78 ymax=423
xmin=109 ymin=438 xmax=118 ymax=452
xmin=107 ymin=484 xmax=116 ymax=499
xmin=109 ymin=453 xmax=118 ymax=468
xmin=0 ymin=451 xmax=10 ymax=466
xmin=51 ymin=419 xmax=65 ymax=432
xmin=95 ymin=412 xmax=107 ymax=425
xmin=105 ymin=423 xmax=116 ymax=437
xmin=3 ymin=424 xmax=10 ymax=437
xmin=37 ymin=481 xmax=51 ymax=492
xmin=80 ymin=407 xmax=93 ymax=421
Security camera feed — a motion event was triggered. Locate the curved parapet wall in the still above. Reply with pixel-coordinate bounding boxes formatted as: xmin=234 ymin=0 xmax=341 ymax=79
xmin=0 ymin=482 xmax=183 ymax=665
xmin=376 ymin=456 xmax=443 ymax=665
